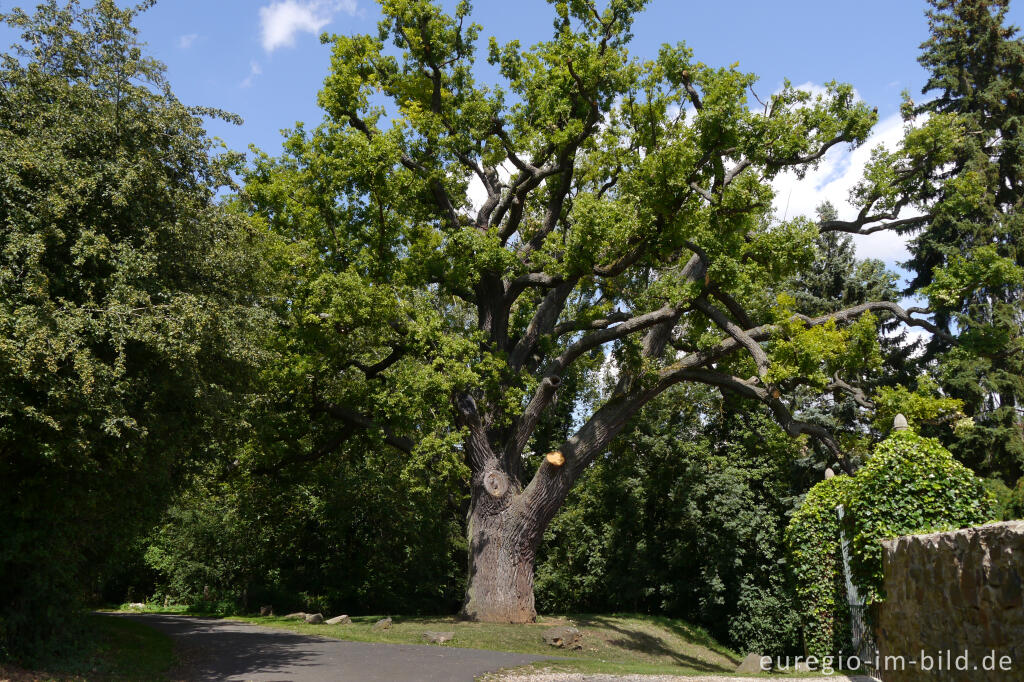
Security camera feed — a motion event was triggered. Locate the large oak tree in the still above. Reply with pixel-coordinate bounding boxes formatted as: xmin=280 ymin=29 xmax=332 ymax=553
xmin=243 ymin=0 xmax=945 ymax=622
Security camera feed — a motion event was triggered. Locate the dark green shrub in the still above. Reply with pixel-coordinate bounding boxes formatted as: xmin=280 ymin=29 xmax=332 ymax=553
xmin=983 ymin=477 xmax=1016 ymax=520
xmin=536 ymin=395 xmax=802 ymax=655
xmin=0 ymin=1 xmax=269 ymax=660
xmin=846 ymin=431 xmax=994 ymax=605
xmin=1006 ymin=477 xmax=1024 ymax=519
xmin=144 ymin=437 xmax=468 ymax=617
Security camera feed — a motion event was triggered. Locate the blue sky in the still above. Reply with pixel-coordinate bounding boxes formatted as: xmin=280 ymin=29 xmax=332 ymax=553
xmin=3 ymin=0 xmax=1023 ymax=268
xmin=111 ymin=0 xmax=1022 ymax=157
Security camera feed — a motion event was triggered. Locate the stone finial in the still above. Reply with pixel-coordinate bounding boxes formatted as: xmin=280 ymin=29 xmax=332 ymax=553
xmin=893 ymin=413 xmax=909 ymax=432
xmin=824 ymin=467 xmax=835 ymax=479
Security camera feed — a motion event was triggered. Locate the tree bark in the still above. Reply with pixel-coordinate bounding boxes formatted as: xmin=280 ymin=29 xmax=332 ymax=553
xmin=460 ymin=468 xmax=539 ymax=623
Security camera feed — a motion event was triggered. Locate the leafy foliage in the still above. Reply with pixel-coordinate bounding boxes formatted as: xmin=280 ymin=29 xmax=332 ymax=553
xmin=0 ymin=0 xmax=271 ymax=660
xmin=784 ymin=475 xmax=855 ymax=660
xmin=852 ymin=0 xmax=1024 ymax=478
xmin=771 ymin=229 xmax=911 ymax=470
xmin=4 ymin=0 xmax=1013 ymax=663
xmin=144 ymin=437 xmax=468 ymax=616
xmin=240 ymin=0 xmax=905 ymax=622
xmin=536 ymin=389 xmax=802 ymax=655
xmin=981 ymin=476 xmax=1024 ymax=520
xmin=845 ymin=431 xmax=994 ymax=606
xmin=871 ymin=374 xmax=969 ymax=434
xmin=786 ymin=430 xmax=993 ymax=658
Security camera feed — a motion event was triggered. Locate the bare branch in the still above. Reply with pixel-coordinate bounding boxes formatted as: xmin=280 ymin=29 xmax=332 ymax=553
xmin=508 ymin=279 xmax=579 ymax=370
xmin=342 ymin=346 xmax=405 ymax=380
xmin=547 ymin=295 xmax=942 ymax=479
xmin=768 ymin=133 xmax=847 ymax=169
xmin=318 ymin=402 xmax=415 ymax=454
xmin=820 ymin=212 xmax=932 ymax=236
xmin=710 ymin=287 xmax=755 ymax=329
xmin=502 ymin=375 xmax=562 ymax=468
xmin=455 ymin=393 xmax=498 ymax=470
xmin=549 ymin=303 xmax=685 ymax=375
xmin=668 ymin=368 xmax=848 ymax=469
xmin=828 ymin=373 xmax=876 ymax=409
xmin=680 ymin=71 xmax=703 ymax=112
xmin=785 ymin=301 xmax=952 ymax=344
xmin=689 ymin=181 xmax=713 ymax=203
xmin=694 ymin=297 xmax=769 ymax=379
xmin=552 ymin=311 xmax=633 ymax=337
xmin=505 ymin=272 xmax=564 ymax=302
xmin=723 ymin=159 xmax=752 ymax=186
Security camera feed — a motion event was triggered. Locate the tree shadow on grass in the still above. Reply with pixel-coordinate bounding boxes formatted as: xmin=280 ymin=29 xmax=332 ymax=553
xmin=571 ymin=614 xmax=737 ymax=673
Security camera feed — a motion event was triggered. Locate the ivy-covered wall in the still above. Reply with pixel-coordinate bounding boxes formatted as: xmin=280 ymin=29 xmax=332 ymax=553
xmin=785 ymin=475 xmax=855 ymax=659
xmin=786 ymin=430 xmax=994 ymax=659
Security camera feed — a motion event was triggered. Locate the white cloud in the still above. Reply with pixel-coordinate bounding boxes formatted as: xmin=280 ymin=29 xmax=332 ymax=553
xmin=771 ymin=111 xmax=914 ymax=266
xmin=465 ymin=160 xmax=515 ymax=213
xmin=259 ymin=0 xmax=358 ymax=53
xmin=789 ymin=81 xmax=837 ymax=101
xmin=178 ymin=33 xmax=199 ymax=49
xmin=240 ymin=61 xmax=263 ymax=88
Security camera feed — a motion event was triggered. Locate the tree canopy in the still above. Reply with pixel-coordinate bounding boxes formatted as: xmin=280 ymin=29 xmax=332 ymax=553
xmin=848 ymin=0 xmax=1024 ymax=477
xmin=0 ymin=0 xmax=271 ymax=657
xmin=4 ymin=0 xmax=1023 ymax=662
xmin=241 ymin=0 xmax=949 ymax=622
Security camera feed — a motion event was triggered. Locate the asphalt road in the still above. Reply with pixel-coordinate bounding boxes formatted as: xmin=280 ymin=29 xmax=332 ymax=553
xmin=118 ymin=613 xmax=549 ymax=682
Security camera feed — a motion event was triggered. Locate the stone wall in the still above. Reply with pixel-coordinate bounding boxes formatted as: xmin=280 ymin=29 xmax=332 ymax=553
xmin=876 ymin=521 xmax=1024 ymax=681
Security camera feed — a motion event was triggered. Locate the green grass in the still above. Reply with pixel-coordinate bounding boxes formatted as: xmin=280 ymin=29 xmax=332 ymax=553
xmin=112 ymin=602 xmax=191 ymax=615
xmin=104 ymin=605 xmax=849 ymax=678
xmin=0 ymin=614 xmax=175 ymax=681
xmin=222 ymin=611 xmax=745 ymax=676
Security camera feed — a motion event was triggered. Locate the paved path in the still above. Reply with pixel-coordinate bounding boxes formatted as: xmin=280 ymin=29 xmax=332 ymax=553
xmin=117 ymin=613 xmax=549 ymax=681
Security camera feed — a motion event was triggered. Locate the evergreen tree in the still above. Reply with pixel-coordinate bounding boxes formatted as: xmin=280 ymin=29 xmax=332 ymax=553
xmin=915 ymin=0 xmax=1024 ymax=478
xmin=835 ymin=0 xmax=1024 ymax=478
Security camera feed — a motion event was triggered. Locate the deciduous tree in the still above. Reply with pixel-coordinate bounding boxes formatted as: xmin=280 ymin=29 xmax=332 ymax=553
xmin=244 ymin=0 xmax=943 ymax=622
xmin=0 ymin=0 xmax=270 ymax=657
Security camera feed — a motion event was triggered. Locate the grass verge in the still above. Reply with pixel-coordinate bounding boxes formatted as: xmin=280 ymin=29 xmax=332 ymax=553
xmin=106 ymin=606 xmax=856 ymax=677
xmin=228 ymin=612 xmax=743 ymax=676
xmin=0 ymin=614 xmax=174 ymax=681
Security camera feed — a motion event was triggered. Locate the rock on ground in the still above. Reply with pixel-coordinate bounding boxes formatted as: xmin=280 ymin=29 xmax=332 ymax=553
xmin=373 ymin=617 xmax=393 ymax=630
xmin=735 ymin=652 xmax=768 ymax=673
xmin=326 ymin=615 xmax=351 ymax=625
xmin=304 ymin=613 xmax=324 ymax=624
xmin=423 ymin=631 xmax=455 ymax=644
xmin=541 ymin=626 xmax=582 ymax=649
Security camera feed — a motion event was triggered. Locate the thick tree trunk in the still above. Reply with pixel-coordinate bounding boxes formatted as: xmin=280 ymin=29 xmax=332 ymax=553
xmin=460 ymin=469 xmax=539 ymax=623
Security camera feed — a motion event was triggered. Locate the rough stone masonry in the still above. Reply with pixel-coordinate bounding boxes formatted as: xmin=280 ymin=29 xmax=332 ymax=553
xmin=876 ymin=521 xmax=1024 ymax=681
